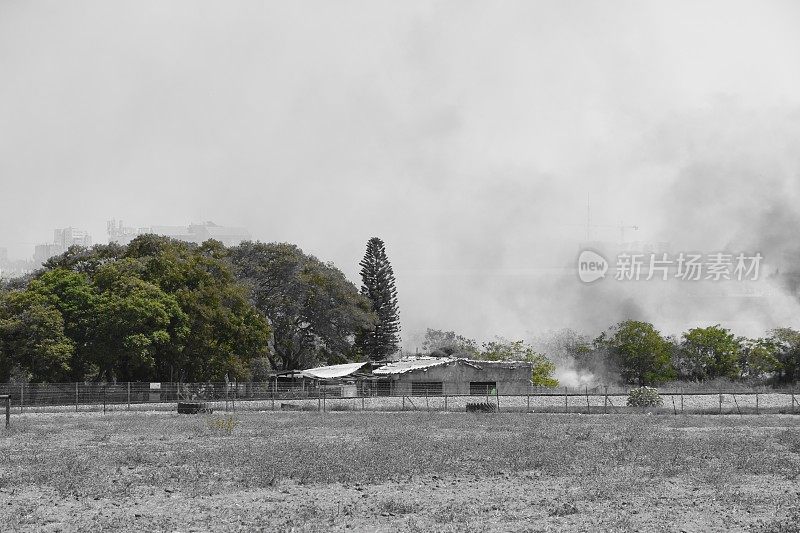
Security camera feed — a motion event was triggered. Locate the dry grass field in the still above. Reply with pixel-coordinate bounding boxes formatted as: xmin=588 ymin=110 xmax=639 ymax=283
xmin=2 ymin=410 xmax=800 ymax=532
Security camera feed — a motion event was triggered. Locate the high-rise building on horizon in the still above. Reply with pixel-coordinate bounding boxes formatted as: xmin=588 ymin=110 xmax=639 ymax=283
xmin=33 ymin=227 xmax=93 ymax=265
xmin=107 ymin=219 xmax=251 ymax=247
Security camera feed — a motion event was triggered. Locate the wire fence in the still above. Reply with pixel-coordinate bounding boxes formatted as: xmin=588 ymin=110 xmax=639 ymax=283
xmin=1 ymin=395 xmax=9 ymax=427
xmin=0 ymin=381 xmax=799 ymax=417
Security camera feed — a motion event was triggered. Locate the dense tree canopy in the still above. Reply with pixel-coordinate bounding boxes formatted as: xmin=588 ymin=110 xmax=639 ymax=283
xmin=674 ymin=325 xmax=741 ymax=381
xmin=0 ymin=236 xmax=271 ymax=382
xmin=230 ymin=242 xmax=377 ymax=371
xmin=0 ymin=289 xmax=74 ymax=382
xmin=595 ymin=320 xmax=676 ymax=386
xmin=769 ymin=327 xmax=800 ymax=383
xmin=738 ymin=336 xmax=780 ymax=380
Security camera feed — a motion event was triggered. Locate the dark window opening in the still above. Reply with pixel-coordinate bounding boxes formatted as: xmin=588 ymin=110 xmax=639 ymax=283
xmin=470 ymin=381 xmax=497 ymax=396
xmin=411 ymin=381 xmax=443 ymax=396
xmin=376 ymin=381 xmax=392 ymax=396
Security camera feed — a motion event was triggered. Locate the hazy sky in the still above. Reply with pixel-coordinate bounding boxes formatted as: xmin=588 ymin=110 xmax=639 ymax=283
xmin=2 ymin=1 xmax=800 ymax=347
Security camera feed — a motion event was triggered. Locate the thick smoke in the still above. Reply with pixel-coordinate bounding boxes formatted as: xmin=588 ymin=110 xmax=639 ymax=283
xmin=1 ymin=2 xmax=799 ymax=356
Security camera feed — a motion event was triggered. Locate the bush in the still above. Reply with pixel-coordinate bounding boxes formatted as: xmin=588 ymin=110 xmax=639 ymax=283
xmin=207 ymin=415 xmax=237 ymax=435
xmin=627 ymin=386 xmax=663 ymax=407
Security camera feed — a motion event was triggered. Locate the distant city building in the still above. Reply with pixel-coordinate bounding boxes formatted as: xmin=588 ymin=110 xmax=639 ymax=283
xmin=0 ymin=246 xmax=35 ymax=278
xmin=33 ymin=227 xmax=93 ymax=265
xmin=108 ymin=220 xmax=251 ymax=247
xmin=0 ymin=258 xmax=34 ymax=279
xmin=107 ymin=220 xmax=152 ymax=244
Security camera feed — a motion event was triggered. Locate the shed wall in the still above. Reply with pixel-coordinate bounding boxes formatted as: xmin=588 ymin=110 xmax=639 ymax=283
xmin=386 ymin=361 xmax=532 ymax=395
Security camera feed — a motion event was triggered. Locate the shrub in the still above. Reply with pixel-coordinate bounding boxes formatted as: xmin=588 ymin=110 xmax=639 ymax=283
xmin=207 ymin=415 xmax=237 ymax=435
xmin=626 ymin=386 xmax=663 ymax=407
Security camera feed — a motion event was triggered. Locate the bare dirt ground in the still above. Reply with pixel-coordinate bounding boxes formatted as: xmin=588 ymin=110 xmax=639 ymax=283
xmin=2 ymin=411 xmax=800 ymax=532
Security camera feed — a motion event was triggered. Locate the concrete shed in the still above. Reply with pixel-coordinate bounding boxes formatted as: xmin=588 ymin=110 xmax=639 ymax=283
xmin=373 ymin=357 xmax=532 ymax=396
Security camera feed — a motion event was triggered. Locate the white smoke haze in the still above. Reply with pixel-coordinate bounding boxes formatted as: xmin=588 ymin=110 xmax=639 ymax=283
xmin=2 ymin=1 xmax=800 ymax=351
xmin=553 ymin=368 xmax=595 ymax=389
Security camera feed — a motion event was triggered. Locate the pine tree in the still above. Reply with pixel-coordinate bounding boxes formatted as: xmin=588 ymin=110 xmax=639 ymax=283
xmin=357 ymin=237 xmax=400 ymax=360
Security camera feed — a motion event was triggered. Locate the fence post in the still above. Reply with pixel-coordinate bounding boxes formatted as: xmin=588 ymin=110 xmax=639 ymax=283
xmin=733 ymin=393 xmax=741 ymax=416
xmin=585 ymin=385 xmax=590 ymax=413
xmin=564 ymin=386 xmax=568 ymax=413
xmin=5 ymin=396 xmax=9 ymax=428
xmin=103 ymin=386 xmax=106 ymax=415
xmin=127 ymin=382 xmax=131 ymax=411
xmin=680 ymin=387 xmax=684 ymax=414
xmin=444 ymin=395 xmax=447 ymax=412
xmin=793 ymin=390 xmax=796 ymax=414
xmin=20 ymin=383 xmax=23 ymax=414
xmin=604 ymin=386 xmax=608 ymax=414
xmin=75 ymin=382 xmax=79 ymax=412
xmin=425 ymin=387 xmax=429 ymax=412
xmin=527 ymin=389 xmax=530 ymax=413
xmin=496 ymin=386 xmax=500 ymax=413
xmin=718 ymin=389 xmax=722 ymax=415
xmin=756 ymin=391 xmax=759 ymax=415
xmin=323 ymin=387 xmax=326 ymax=413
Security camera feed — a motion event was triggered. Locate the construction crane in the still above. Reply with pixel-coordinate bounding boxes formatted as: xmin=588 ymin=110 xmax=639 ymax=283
xmin=587 ymin=223 xmax=639 ymax=243
xmin=558 ymin=194 xmax=640 ymax=243
xmin=582 ymin=194 xmax=639 ymax=243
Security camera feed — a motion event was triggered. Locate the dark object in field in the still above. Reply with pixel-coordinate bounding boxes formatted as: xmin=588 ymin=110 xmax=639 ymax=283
xmin=177 ymin=402 xmax=212 ymax=414
xmin=550 ymin=502 xmax=579 ymax=516
xmin=466 ymin=402 xmax=497 ymax=413
xmin=281 ymin=403 xmax=301 ymax=411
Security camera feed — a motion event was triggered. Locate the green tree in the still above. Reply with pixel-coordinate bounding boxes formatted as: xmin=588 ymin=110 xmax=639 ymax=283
xmin=421 ymin=328 xmax=480 ymax=357
xmin=0 ymin=290 xmax=74 ymax=382
xmin=480 ymin=338 xmax=559 ymax=387
xmin=739 ymin=337 xmax=780 ymax=381
xmin=126 ymin=238 xmax=271 ymax=381
xmin=43 ymin=243 xmax=126 ymax=276
xmin=674 ymin=325 xmax=741 ymax=381
xmin=9 ymin=235 xmax=273 ymax=382
xmin=595 ymin=320 xmax=675 ymax=386
xmin=230 ymin=242 xmax=376 ymax=370
xmin=89 ymin=259 xmax=189 ymax=381
xmin=356 ymin=237 xmax=401 ymax=360
xmin=769 ymin=328 xmax=800 ymax=383
xmin=25 ymin=268 xmax=98 ymax=381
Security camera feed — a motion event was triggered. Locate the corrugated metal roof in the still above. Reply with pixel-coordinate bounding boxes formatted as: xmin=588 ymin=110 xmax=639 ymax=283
xmin=373 ymin=357 xmax=456 ymax=375
xmin=299 ymin=362 xmax=369 ymax=380
xmin=467 ymin=360 xmax=532 ymax=369
xmin=373 ymin=357 xmax=533 ymax=375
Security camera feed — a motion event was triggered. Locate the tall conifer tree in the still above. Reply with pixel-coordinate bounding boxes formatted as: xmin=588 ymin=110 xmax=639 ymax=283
xmin=357 ymin=237 xmax=400 ymax=359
